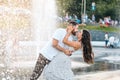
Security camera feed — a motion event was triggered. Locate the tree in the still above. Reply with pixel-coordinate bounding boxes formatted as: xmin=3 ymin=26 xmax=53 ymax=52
xmin=56 ymin=0 xmax=120 ymax=21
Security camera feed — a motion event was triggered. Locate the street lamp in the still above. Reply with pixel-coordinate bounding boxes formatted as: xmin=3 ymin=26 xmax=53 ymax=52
xmin=92 ymin=2 xmax=96 ymax=11
xmin=81 ymin=0 xmax=86 ymax=23
xmin=84 ymin=0 xmax=86 ymax=15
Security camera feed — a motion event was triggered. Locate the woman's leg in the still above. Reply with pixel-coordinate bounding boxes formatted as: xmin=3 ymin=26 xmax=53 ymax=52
xmin=30 ymin=54 xmax=50 ymax=80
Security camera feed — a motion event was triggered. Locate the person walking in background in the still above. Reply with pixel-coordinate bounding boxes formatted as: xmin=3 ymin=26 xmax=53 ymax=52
xmin=104 ymin=32 xmax=109 ymax=48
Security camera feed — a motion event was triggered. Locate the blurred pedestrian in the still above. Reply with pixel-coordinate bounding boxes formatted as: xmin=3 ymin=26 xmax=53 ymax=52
xmin=105 ymin=32 xmax=109 ymax=48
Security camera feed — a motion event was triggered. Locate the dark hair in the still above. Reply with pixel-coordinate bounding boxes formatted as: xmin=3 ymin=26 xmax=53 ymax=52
xmin=68 ymin=21 xmax=78 ymax=26
xmin=81 ymin=30 xmax=94 ymax=64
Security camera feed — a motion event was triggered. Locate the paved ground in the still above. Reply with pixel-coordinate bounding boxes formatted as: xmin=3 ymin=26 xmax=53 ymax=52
xmin=71 ymin=46 xmax=120 ymax=59
xmin=0 ymin=47 xmax=120 ymax=80
xmin=75 ymin=70 xmax=120 ymax=80
xmin=71 ymin=47 xmax=120 ymax=80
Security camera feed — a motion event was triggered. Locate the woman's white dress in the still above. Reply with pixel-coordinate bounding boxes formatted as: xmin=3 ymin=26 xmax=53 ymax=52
xmin=43 ymin=53 xmax=74 ymax=80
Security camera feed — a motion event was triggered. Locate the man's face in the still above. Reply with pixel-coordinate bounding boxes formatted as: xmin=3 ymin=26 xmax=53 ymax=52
xmin=71 ymin=25 xmax=78 ymax=35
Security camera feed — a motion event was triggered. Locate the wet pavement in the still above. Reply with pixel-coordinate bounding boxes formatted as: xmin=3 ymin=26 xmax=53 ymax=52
xmin=71 ymin=47 xmax=120 ymax=80
xmin=71 ymin=47 xmax=120 ymax=70
xmin=0 ymin=47 xmax=120 ymax=80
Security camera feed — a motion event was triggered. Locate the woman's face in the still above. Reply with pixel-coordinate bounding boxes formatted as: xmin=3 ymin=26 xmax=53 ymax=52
xmin=76 ymin=30 xmax=83 ymax=41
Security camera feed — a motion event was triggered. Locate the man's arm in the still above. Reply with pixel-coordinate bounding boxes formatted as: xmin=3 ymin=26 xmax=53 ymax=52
xmin=52 ymin=38 xmax=72 ymax=56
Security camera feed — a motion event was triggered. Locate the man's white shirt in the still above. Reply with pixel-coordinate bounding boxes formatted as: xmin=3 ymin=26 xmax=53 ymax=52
xmin=40 ymin=28 xmax=73 ymax=60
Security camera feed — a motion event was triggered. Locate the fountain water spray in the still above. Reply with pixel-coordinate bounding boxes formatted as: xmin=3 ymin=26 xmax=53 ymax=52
xmin=0 ymin=0 xmax=57 ymax=79
xmin=0 ymin=0 xmax=57 ymax=68
xmin=32 ymin=0 xmax=57 ymax=54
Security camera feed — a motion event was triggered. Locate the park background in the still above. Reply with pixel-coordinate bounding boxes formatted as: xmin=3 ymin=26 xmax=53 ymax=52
xmin=0 ymin=0 xmax=120 ymax=80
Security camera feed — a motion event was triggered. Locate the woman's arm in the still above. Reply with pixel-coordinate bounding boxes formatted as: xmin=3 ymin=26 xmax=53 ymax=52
xmin=63 ymin=32 xmax=81 ymax=50
xmin=52 ymin=38 xmax=72 ymax=56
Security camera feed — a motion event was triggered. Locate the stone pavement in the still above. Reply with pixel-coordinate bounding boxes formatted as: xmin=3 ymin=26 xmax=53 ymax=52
xmin=71 ymin=47 xmax=120 ymax=80
xmin=71 ymin=46 xmax=120 ymax=68
xmin=0 ymin=47 xmax=120 ymax=80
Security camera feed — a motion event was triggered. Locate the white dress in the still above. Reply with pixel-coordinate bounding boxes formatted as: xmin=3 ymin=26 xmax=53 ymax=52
xmin=43 ymin=53 xmax=74 ymax=80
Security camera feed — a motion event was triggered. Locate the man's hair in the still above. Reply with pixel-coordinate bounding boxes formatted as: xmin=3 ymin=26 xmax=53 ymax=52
xmin=68 ymin=21 xmax=78 ymax=26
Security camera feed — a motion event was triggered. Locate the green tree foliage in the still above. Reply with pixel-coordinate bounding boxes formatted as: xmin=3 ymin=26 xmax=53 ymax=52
xmin=56 ymin=0 xmax=120 ymax=21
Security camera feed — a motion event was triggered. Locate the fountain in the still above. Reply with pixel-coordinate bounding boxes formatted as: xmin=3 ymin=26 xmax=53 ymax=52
xmin=32 ymin=0 xmax=57 ymax=54
xmin=5 ymin=0 xmax=57 ymax=66
xmin=0 ymin=0 xmax=57 ymax=79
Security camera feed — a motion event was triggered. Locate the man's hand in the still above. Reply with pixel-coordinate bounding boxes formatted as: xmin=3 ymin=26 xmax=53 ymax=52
xmin=64 ymin=49 xmax=72 ymax=56
xmin=53 ymin=39 xmax=72 ymax=55
xmin=67 ymin=25 xmax=73 ymax=33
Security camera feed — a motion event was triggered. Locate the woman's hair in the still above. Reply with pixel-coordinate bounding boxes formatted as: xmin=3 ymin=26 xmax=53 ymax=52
xmin=81 ymin=30 xmax=94 ymax=64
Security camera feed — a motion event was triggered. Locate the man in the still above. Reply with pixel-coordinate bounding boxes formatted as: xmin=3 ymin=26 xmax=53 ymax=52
xmin=30 ymin=21 xmax=78 ymax=80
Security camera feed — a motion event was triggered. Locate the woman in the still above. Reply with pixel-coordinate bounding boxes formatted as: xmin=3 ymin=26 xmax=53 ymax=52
xmin=64 ymin=26 xmax=94 ymax=64
xmin=43 ymin=26 xmax=94 ymax=80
